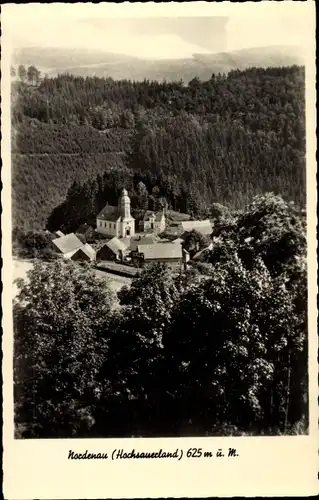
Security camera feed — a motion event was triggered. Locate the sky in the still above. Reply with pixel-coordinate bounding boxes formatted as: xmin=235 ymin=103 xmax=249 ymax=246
xmin=3 ymin=2 xmax=314 ymax=60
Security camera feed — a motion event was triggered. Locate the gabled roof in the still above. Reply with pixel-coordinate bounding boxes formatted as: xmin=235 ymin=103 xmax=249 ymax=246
xmin=143 ymin=210 xmax=165 ymax=222
xmin=72 ymin=243 xmax=96 ymax=261
xmin=52 ymin=233 xmax=83 ymax=254
xmin=97 ymin=205 xmax=121 ymax=222
xmin=138 ymin=242 xmax=182 ymax=260
xmin=181 ymin=220 xmax=213 ymax=235
xmin=106 ymin=237 xmax=128 ymax=254
xmin=82 ymin=243 xmax=96 ymax=260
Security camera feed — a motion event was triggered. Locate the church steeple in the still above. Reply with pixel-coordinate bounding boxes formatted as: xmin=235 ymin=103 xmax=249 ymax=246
xmin=118 ymin=188 xmax=131 ymax=220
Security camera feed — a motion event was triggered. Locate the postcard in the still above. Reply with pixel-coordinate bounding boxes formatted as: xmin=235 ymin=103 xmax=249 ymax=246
xmin=2 ymin=1 xmax=317 ymax=498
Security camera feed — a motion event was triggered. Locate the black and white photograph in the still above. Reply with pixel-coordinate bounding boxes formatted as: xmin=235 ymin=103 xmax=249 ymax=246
xmin=4 ymin=2 xmax=315 ymax=445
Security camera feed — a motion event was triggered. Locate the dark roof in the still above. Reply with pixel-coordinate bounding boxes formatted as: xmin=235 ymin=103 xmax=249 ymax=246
xmin=52 ymin=233 xmax=83 ymax=254
xmin=97 ymin=205 xmax=121 ymax=222
xmin=138 ymin=242 xmax=182 ymax=260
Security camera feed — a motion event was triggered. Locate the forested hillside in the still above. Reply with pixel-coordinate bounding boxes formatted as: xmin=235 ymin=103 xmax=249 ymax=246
xmin=11 ymin=65 xmax=305 ymax=231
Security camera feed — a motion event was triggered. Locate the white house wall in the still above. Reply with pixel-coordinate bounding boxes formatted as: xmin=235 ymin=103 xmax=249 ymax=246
xmin=96 ymin=218 xmax=119 ymax=237
xmin=118 ymin=219 xmax=135 ymax=238
xmin=96 ymin=218 xmax=135 ymax=238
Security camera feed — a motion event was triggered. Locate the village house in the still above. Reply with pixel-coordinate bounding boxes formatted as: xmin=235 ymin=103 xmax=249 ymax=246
xmin=140 ymin=210 xmax=166 ymax=234
xmin=96 ymin=188 xmax=135 ymax=238
xmin=71 ymin=243 xmax=96 ymax=262
xmin=181 ymin=219 xmax=213 ymax=236
xmin=51 ymin=233 xmax=84 ymax=259
xmin=96 ymin=237 xmax=128 ymax=262
xmin=135 ymin=242 xmax=190 ymax=270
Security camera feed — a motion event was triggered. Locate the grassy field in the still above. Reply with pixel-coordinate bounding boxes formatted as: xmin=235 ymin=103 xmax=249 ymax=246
xmin=12 ymin=258 xmax=131 ymax=298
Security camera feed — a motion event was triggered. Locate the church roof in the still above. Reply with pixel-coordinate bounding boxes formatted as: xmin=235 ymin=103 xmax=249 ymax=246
xmin=181 ymin=220 xmax=213 ymax=235
xmin=138 ymin=242 xmax=183 ymax=260
xmin=52 ymin=233 xmax=83 ymax=254
xmin=97 ymin=205 xmax=121 ymax=222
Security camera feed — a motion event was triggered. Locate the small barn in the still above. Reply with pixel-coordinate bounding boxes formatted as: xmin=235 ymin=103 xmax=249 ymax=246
xmin=52 ymin=233 xmax=83 ymax=259
xmin=136 ymin=242 xmax=188 ymax=269
xmin=71 ymin=243 xmax=96 ymax=262
xmin=96 ymin=237 xmax=128 ymax=262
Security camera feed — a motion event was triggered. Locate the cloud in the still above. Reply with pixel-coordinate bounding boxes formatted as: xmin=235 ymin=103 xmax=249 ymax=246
xmin=6 ymin=9 xmax=313 ymax=59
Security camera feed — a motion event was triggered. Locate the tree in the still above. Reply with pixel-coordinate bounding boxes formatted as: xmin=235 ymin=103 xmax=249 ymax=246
xmin=164 ymin=251 xmax=307 ymax=434
xmin=27 ymin=65 xmax=41 ymax=85
xmin=208 ymin=202 xmax=230 ymax=221
xmin=103 ymin=263 xmax=182 ymax=435
xmin=18 ymin=65 xmax=27 ymax=82
xmin=14 ymin=260 xmax=115 ymax=437
xmin=181 ymin=193 xmax=308 ymax=434
xmin=182 ymin=229 xmax=210 ymax=257
xmin=11 ymin=66 xmax=16 ymax=78
xmin=136 ymin=181 xmax=149 ymax=211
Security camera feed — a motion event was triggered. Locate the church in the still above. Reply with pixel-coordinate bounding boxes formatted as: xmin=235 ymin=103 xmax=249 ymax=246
xmin=96 ymin=188 xmax=135 ymax=238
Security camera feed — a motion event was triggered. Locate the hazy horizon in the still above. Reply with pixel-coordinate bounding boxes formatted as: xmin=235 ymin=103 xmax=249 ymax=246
xmin=5 ymin=5 xmax=311 ymax=61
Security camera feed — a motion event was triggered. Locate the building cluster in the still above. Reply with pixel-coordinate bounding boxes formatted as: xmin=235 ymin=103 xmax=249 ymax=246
xmin=51 ymin=232 xmax=96 ymax=262
xmin=52 ymin=188 xmax=213 ymax=272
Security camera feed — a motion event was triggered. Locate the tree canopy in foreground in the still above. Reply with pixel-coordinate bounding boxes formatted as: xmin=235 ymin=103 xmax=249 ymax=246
xmin=14 ymin=194 xmax=308 ymax=437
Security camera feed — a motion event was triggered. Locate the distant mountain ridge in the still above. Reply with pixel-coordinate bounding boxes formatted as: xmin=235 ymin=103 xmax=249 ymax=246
xmin=13 ymin=45 xmax=305 ymax=82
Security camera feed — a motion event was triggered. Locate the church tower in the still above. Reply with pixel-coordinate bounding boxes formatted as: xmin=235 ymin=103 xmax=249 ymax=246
xmin=118 ymin=188 xmax=131 ymax=220
xmin=118 ymin=188 xmax=135 ymax=238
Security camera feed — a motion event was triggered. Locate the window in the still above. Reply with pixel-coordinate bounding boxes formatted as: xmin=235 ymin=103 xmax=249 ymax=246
xmin=109 ymin=223 xmax=111 ymax=228
xmin=151 ymin=223 xmax=154 ymax=229
xmin=104 ymin=222 xmax=106 ymax=228
xmin=100 ymin=221 xmax=102 ymax=227
xmin=114 ymin=224 xmax=116 ymax=229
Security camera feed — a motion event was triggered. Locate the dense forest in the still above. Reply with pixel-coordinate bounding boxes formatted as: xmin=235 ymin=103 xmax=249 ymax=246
xmin=12 ymin=65 xmax=305 ymax=231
